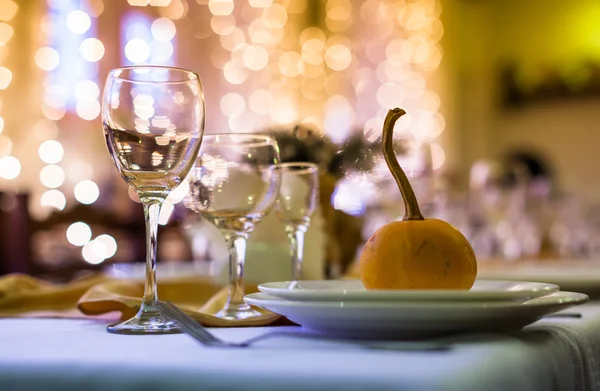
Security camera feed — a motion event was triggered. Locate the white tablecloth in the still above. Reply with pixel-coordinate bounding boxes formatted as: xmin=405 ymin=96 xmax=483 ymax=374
xmin=2 ymin=304 xmax=600 ymax=391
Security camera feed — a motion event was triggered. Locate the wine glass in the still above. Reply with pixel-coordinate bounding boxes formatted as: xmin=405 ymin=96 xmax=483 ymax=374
xmin=102 ymin=66 xmax=205 ymax=334
xmin=273 ymin=162 xmax=319 ymax=280
xmin=186 ymin=134 xmax=280 ymax=320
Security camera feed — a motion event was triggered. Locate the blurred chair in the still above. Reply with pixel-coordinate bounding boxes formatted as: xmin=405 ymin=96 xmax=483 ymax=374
xmin=0 ymin=192 xmax=31 ymax=276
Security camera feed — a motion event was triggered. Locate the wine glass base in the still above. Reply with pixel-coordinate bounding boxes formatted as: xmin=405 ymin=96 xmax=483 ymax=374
xmin=214 ymin=306 xmax=263 ymax=321
xmin=107 ymin=308 xmax=181 ymax=335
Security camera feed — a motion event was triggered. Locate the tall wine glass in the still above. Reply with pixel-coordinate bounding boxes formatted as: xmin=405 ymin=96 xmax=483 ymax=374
xmin=186 ymin=134 xmax=280 ymax=320
xmin=102 ymin=66 xmax=204 ymax=334
xmin=273 ymin=162 xmax=319 ymax=280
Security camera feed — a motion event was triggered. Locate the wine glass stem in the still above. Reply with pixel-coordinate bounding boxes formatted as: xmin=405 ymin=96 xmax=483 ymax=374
xmin=224 ymin=232 xmax=249 ymax=311
xmin=141 ymin=199 xmax=163 ymax=310
xmin=286 ymin=225 xmax=306 ymax=281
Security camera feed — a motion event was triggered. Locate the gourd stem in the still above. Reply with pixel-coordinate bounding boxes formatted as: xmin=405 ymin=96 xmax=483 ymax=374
xmin=382 ymin=108 xmax=424 ymax=221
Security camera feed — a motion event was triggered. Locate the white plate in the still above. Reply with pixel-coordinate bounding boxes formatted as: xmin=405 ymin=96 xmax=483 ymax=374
xmin=258 ymin=279 xmax=559 ymax=302
xmin=245 ymin=291 xmax=588 ymax=339
xmin=479 ymin=261 xmax=600 ymax=298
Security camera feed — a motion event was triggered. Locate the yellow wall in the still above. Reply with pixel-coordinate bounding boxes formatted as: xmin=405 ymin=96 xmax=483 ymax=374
xmin=452 ymin=0 xmax=600 ymax=203
xmin=490 ymin=0 xmax=600 ymax=65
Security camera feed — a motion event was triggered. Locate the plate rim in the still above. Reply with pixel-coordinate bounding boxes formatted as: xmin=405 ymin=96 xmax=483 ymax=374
xmin=257 ymin=278 xmax=561 ymax=301
xmin=245 ymin=291 xmax=589 ymax=310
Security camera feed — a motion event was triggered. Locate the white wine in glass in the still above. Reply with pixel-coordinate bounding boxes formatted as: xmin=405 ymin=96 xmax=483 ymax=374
xmin=102 ymin=66 xmax=205 ymax=334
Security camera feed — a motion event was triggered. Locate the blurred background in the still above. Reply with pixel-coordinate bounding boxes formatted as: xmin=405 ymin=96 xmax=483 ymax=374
xmin=2 ymin=0 xmax=600 ymax=281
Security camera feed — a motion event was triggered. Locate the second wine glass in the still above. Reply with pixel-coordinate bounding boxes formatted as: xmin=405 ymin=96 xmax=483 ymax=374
xmin=273 ymin=162 xmax=319 ymax=280
xmin=186 ymin=134 xmax=281 ymax=320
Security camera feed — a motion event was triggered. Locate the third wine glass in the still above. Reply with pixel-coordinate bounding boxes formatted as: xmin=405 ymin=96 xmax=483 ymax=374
xmin=274 ymin=162 xmax=319 ymax=280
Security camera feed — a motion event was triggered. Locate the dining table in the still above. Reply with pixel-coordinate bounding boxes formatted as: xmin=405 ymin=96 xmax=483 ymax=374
xmin=2 ymin=303 xmax=600 ymax=391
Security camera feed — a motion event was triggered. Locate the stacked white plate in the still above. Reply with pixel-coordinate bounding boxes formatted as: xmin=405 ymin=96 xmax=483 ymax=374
xmin=244 ymin=279 xmax=589 ymax=339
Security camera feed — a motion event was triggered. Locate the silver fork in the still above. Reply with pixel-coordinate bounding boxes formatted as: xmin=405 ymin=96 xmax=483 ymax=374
xmin=156 ymin=301 xmax=451 ymax=351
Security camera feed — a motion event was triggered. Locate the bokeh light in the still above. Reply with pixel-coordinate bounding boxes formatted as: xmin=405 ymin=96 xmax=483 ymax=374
xmin=96 ymin=234 xmax=118 ymax=258
xmin=325 ymin=44 xmax=352 ymax=71
xmin=40 ymin=165 xmax=66 ymax=188
xmin=66 ymin=222 xmax=92 ymax=247
xmin=128 ymin=0 xmax=150 ymax=6
xmin=249 ymin=0 xmax=272 ymax=7
xmin=80 ymin=38 xmax=105 ymax=62
xmin=242 ymin=45 xmax=269 ymax=71
xmin=82 ymin=239 xmax=107 ymax=264
xmin=0 ymin=155 xmax=20 ymax=179
xmin=125 ymin=38 xmax=150 ymax=63
xmin=40 ymin=189 xmax=66 ymax=211
xmin=0 ymin=0 xmax=18 ymax=22
xmin=261 ymin=4 xmax=287 ymax=29
xmin=151 ymin=17 xmax=176 ymax=42
xmin=0 ymin=22 xmax=13 ymax=45
xmin=75 ymin=80 xmax=100 ymax=101
xmin=220 ymin=92 xmax=245 ymax=118
xmin=38 ymin=140 xmax=64 ymax=164
xmin=35 ymin=47 xmax=60 ymax=71
xmin=223 ymin=61 xmax=248 ymax=84
xmin=209 ymin=0 xmax=234 ymax=16
xmin=41 ymin=103 xmax=66 ymax=121
xmin=0 ymin=66 xmax=12 ymax=89
xmin=76 ymin=99 xmax=101 ymax=120
xmin=67 ymin=10 xmax=91 ymax=35
xmin=159 ymin=0 xmax=187 ymax=19
xmin=74 ymin=180 xmax=100 ymax=204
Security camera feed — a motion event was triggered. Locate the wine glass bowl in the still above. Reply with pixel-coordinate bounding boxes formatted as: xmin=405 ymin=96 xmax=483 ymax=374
xmin=186 ymin=134 xmax=281 ymax=320
xmin=103 ymin=67 xmax=204 ymax=200
xmin=102 ymin=66 xmax=205 ymax=334
xmin=274 ymin=163 xmax=319 ymax=226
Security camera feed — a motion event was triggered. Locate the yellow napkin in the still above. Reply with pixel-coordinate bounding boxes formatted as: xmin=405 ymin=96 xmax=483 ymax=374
xmin=0 ymin=273 xmax=109 ymax=317
xmin=0 ymin=273 xmax=282 ymax=327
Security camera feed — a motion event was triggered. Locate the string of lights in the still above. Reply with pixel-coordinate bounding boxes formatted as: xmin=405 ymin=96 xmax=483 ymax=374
xmin=33 ymin=0 xmax=114 ymax=264
xmin=10 ymin=0 xmax=447 ymax=264
xmin=0 ymin=0 xmax=19 ymax=181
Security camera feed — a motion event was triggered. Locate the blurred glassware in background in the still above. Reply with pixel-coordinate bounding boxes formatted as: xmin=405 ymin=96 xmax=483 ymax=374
xmin=424 ymin=157 xmax=600 ymax=263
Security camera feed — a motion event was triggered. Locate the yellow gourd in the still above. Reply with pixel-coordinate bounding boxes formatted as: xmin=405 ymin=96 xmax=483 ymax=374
xmin=359 ymin=108 xmax=477 ymax=290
